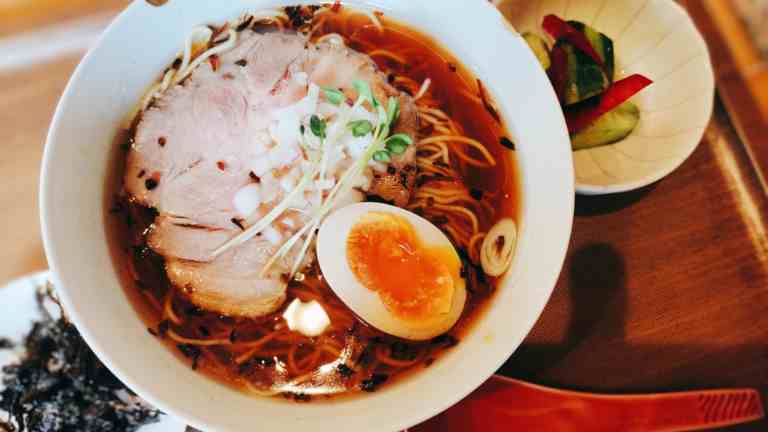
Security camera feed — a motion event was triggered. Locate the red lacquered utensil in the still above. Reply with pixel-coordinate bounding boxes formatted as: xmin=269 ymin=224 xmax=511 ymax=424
xmin=410 ymin=375 xmax=765 ymax=432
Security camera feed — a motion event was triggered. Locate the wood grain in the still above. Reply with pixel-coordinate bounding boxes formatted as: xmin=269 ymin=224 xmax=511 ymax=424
xmin=0 ymin=0 xmax=127 ymax=37
xmin=686 ymin=0 xmax=768 ymax=195
xmin=500 ymin=103 xmax=768 ymax=431
xmin=0 ymin=55 xmax=84 ymax=286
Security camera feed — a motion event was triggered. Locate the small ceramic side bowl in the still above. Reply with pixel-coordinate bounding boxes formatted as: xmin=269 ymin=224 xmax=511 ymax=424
xmin=495 ymin=0 xmax=715 ymax=194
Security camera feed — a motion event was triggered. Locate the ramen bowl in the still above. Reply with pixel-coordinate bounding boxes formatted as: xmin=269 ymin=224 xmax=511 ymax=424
xmin=495 ymin=0 xmax=715 ymax=195
xmin=40 ymin=1 xmax=574 ymax=431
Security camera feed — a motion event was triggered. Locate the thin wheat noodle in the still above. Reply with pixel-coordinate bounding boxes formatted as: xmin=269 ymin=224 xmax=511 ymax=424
xmin=460 ymin=88 xmax=483 ymax=104
xmin=452 ymin=147 xmax=497 ymax=168
xmin=368 ymin=49 xmax=405 ymax=64
xmin=415 ymin=186 xmax=472 ymax=199
xmin=469 ymin=232 xmax=487 ymax=263
xmin=319 ymin=344 xmax=343 ymax=358
xmin=415 ymin=194 xmax=473 ymax=206
xmin=375 ymin=345 xmax=425 ymax=368
xmin=163 ymin=290 xmax=183 ymax=325
xmin=298 ymin=349 xmax=322 ymax=370
xmin=419 ymin=135 xmax=497 ymax=166
xmin=441 ymin=224 xmax=469 ymax=247
xmin=418 ymin=106 xmax=453 ymax=120
xmin=235 ymin=332 xmax=284 ymax=364
xmin=435 ymin=125 xmax=455 ymax=135
xmin=287 ymin=345 xmax=301 ymax=373
xmin=167 ymin=329 xmax=232 ymax=347
xmin=417 ymin=164 xmax=453 ymax=177
xmin=139 ymin=288 xmax=162 ymax=312
xmin=417 ymin=112 xmax=445 ymax=127
xmin=174 ymin=30 xmax=239 ymax=85
xmin=362 ymin=9 xmax=383 ymax=31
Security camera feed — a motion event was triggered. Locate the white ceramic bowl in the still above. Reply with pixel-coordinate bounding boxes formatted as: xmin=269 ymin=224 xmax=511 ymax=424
xmin=495 ymin=0 xmax=715 ymax=195
xmin=40 ymin=1 xmax=574 ymax=431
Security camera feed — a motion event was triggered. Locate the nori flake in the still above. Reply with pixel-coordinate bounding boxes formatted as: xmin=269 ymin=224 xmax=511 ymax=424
xmin=0 ymin=292 xmax=161 ymax=431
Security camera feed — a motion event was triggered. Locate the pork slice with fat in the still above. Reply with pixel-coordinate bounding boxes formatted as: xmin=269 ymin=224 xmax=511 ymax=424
xmin=124 ymin=31 xmax=421 ymax=318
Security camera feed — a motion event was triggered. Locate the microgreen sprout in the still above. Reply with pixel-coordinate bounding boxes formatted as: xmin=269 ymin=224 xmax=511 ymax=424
xmin=322 ymin=87 xmax=345 ymax=106
xmin=384 ymin=133 xmax=412 ymax=155
xmin=373 ymin=151 xmax=392 ymax=162
xmin=348 ymin=119 xmax=374 ymax=137
xmin=310 ymin=115 xmax=327 ymax=139
xmin=387 ymin=96 xmax=400 ymax=126
xmin=353 ymin=79 xmax=378 ymax=108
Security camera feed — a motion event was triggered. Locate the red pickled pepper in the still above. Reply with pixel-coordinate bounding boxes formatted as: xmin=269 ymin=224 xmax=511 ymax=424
xmin=539 ymin=15 xmax=654 ymax=133
xmin=565 ymin=74 xmax=654 ymax=133
xmin=547 ymin=45 xmax=569 ymax=102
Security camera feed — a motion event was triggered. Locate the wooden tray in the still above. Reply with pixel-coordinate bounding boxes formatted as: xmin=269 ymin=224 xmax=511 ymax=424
xmin=684 ymin=0 xmax=768 ymax=193
xmin=494 ymin=4 xmax=768 ymax=428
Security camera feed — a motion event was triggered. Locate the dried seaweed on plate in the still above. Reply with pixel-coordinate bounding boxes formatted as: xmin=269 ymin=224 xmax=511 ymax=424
xmin=0 ymin=286 xmax=161 ymax=432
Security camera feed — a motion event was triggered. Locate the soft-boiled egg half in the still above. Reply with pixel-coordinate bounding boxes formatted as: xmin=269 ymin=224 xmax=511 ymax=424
xmin=317 ymin=202 xmax=466 ymax=341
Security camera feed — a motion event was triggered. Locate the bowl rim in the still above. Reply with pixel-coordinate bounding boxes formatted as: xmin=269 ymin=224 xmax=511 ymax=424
xmin=39 ymin=1 xmax=575 ymax=430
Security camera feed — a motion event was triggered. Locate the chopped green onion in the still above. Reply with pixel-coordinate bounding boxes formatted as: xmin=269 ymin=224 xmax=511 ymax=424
xmin=387 ymin=96 xmax=400 ymax=126
xmin=386 ymin=140 xmax=408 ymax=155
xmin=310 ymin=115 xmax=327 ymax=139
xmin=353 ymin=79 xmax=378 ymax=108
xmin=322 ymin=87 xmax=345 ymax=106
xmin=348 ymin=119 xmax=374 ymax=137
xmin=384 ymin=133 xmax=413 ymax=150
xmin=373 ymin=150 xmax=391 ymax=162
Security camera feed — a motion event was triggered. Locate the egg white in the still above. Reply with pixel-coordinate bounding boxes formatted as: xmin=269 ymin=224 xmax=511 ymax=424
xmin=317 ymin=202 xmax=466 ymax=341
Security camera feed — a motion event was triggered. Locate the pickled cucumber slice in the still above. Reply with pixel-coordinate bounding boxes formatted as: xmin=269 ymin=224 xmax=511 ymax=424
xmin=567 ymin=20 xmax=615 ymax=80
xmin=562 ymin=42 xmax=611 ymax=105
xmin=522 ymin=32 xmax=551 ymax=70
xmin=571 ymin=101 xmax=640 ymax=150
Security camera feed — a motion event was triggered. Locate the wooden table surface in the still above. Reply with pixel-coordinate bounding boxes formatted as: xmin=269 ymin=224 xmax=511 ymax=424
xmin=1 ymin=1 xmax=766 ymax=431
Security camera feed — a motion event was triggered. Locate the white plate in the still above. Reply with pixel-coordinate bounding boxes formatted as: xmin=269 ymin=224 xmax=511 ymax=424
xmin=0 ymin=272 xmax=187 ymax=432
xmin=495 ymin=0 xmax=715 ymax=194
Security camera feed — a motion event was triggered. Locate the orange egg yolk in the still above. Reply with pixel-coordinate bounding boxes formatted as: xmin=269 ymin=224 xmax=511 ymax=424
xmin=346 ymin=212 xmax=458 ymax=321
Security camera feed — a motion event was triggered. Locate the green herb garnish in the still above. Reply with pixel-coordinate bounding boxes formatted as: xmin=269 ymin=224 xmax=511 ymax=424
xmin=384 ymin=133 xmax=413 ymax=155
xmin=373 ymin=151 xmax=392 ymax=162
xmin=322 ymin=87 xmax=345 ymax=106
xmin=348 ymin=119 xmax=374 ymax=137
xmin=310 ymin=115 xmax=327 ymax=139
xmin=353 ymin=79 xmax=378 ymax=108
xmin=386 ymin=142 xmax=408 ymax=155
xmin=387 ymin=97 xmax=400 ymax=126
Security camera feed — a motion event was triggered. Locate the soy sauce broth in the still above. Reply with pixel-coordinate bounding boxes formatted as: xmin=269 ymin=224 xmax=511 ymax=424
xmin=106 ymin=5 xmax=520 ymax=401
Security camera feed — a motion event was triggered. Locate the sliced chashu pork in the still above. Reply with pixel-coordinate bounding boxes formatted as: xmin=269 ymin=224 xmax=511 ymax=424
xmin=125 ymin=30 xmax=419 ymax=318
